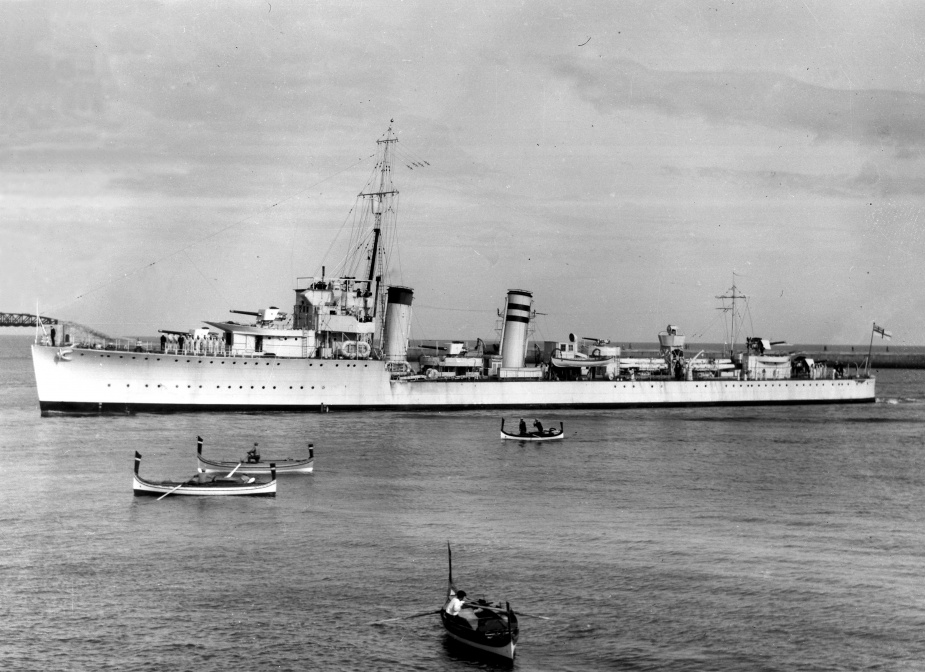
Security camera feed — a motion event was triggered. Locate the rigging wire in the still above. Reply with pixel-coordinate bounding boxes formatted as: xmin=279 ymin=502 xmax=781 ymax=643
xmin=54 ymin=151 xmax=376 ymax=316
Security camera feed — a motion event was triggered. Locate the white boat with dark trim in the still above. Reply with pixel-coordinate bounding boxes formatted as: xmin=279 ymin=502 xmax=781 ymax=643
xmin=31 ymin=129 xmax=876 ymax=415
xmin=132 ymin=451 xmax=276 ymax=497
xmin=500 ymin=419 xmax=564 ymax=441
xmin=196 ymin=436 xmax=314 ymax=475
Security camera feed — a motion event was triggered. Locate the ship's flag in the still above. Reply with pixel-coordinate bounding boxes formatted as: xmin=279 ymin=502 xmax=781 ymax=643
xmin=873 ymin=323 xmax=892 ymax=339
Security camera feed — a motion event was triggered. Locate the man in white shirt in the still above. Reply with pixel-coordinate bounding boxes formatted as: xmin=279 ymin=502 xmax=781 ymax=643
xmin=445 ymin=589 xmax=467 ymax=616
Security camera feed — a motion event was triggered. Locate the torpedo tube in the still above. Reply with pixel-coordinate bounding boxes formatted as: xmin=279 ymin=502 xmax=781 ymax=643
xmin=382 ymin=286 xmax=414 ymax=362
xmin=500 ymin=289 xmax=533 ymax=368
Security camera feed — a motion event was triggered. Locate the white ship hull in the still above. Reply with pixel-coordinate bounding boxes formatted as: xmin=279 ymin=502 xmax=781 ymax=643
xmin=32 ymin=344 xmax=876 ymax=414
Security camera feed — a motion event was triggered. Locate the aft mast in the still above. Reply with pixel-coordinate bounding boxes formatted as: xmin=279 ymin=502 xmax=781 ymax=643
xmin=716 ymin=278 xmax=748 ymax=357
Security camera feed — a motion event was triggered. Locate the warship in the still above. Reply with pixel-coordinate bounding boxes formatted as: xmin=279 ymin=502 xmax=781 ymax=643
xmin=31 ymin=129 xmax=876 ymax=414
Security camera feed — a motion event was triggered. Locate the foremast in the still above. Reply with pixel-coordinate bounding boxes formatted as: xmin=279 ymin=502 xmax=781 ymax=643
xmin=360 ymin=128 xmax=399 ymax=345
xmin=283 ymin=127 xmax=403 ymax=360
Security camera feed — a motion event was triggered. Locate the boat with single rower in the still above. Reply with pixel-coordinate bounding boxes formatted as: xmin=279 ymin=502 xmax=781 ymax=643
xmin=440 ymin=543 xmax=518 ymax=660
xmin=196 ymin=436 xmax=314 ymax=475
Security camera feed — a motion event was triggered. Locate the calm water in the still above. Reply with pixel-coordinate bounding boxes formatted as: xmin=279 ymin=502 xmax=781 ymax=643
xmin=2 ymin=334 xmax=924 ymax=671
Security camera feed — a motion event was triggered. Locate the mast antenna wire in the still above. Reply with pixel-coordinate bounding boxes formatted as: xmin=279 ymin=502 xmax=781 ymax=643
xmin=52 ymin=152 xmax=376 ymax=316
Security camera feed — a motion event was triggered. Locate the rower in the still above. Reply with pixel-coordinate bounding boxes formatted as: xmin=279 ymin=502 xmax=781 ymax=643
xmin=445 ymin=589 xmax=466 ymax=616
xmin=247 ymin=443 xmax=261 ymax=463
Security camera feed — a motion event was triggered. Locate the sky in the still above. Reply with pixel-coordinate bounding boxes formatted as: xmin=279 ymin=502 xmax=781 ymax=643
xmin=2 ymin=0 xmax=924 ymax=346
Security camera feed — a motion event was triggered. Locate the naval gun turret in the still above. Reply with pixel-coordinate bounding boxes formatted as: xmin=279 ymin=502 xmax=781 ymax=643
xmin=230 ymin=307 xmax=288 ymax=326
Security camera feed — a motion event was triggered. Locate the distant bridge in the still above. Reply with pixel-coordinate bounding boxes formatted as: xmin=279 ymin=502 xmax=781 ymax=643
xmin=0 ymin=312 xmax=59 ymax=327
xmin=0 ymin=313 xmax=112 ymax=340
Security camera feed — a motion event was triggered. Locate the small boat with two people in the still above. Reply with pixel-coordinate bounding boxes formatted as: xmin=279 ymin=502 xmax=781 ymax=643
xmin=500 ymin=418 xmax=564 ymax=441
xmin=133 ymin=451 xmax=276 ymax=497
xmin=441 ymin=543 xmax=519 ymax=661
xmin=196 ymin=436 xmax=314 ymax=475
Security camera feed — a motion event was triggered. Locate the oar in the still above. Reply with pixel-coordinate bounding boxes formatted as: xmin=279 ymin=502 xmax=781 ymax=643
xmin=466 ymin=603 xmax=554 ymax=620
xmin=156 ymin=482 xmax=186 ymax=501
xmin=516 ymin=611 xmax=553 ymax=621
xmin=369 ymin=608 xmax=442 ymax=625
xmin=225 ymin=463 xmax=242 ymax=479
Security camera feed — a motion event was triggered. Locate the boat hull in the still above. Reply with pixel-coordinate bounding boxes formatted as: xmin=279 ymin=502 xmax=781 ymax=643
xmin=197 ymin=455 xmax=313 ymax=475
xmin=500 ymin=430 xmax=563 ymax=441
xmin=33 ymin=344 xmax=877 ymax=414
xmin=440 ymin=611 xmax=517 ymax=661
xmin=132 ymin=473 xmax=276 ymax=497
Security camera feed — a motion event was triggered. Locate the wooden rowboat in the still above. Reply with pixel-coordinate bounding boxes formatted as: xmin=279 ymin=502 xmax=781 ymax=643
xmin=133 ymin=451 xmax=276 ymax=497
xmin=196 ymin=436 xmax=314 ymax=475
xmin=440 ymin=543 xmax=518 ymax=660
xmin=500 ymin=419 xmax=564 ymax=441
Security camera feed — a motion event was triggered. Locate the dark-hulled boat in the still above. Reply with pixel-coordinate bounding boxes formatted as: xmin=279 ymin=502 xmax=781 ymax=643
xmin=195 ymin=436 xmax=314 ymax=475
xmin=440 ymin=543 xmax=518 ymax=660
xmin=133 ymin=451 xmax=276 ymax=497
xmin=500 ymin=419 xmax=564 ymax=441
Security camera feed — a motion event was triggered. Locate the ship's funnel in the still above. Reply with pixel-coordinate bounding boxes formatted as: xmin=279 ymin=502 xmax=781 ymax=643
xmin=500 ymin=289 xmax=533 ymax=368
xmin=383 ymin=286 xmax=414 ymax=362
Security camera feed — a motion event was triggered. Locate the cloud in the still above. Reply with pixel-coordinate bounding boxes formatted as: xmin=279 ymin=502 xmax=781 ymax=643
xmin=555 ymin=59 xmax=925 ymax=153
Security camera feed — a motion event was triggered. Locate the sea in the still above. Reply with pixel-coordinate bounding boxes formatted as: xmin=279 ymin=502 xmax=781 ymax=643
xmin=2 ymin=333 xmax=924 ymax=671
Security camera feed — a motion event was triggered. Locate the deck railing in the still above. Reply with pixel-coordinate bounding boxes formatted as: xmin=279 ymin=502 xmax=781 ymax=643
xmin=37 ymin=336 xmax=267 ymax=359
